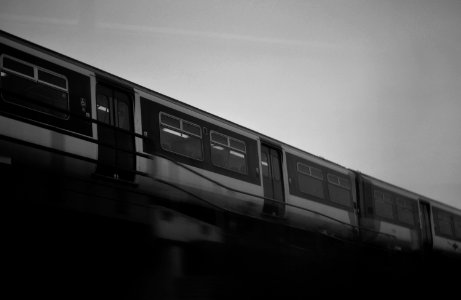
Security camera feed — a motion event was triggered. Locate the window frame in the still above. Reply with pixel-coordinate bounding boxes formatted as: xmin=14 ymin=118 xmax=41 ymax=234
xmin=159 ymin=111 xmax=204 ymax=161
xmin=1 ymin=54 xmax=70 ymax=119
xmin=327 ymin=173 xmax=351 ymax=190
xmin=297 ymin=162 xmax=324 ymax=180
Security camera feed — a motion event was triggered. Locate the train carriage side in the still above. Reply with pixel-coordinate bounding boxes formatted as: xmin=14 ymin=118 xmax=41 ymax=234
xmin=135 ymin=88 xmax=266 ymax=219
xmin=0 ymin=33 xmax=97 ymax=180
xmin=282 ymin=147 xmax=359 ymax=241
xmin=4 ymin=30 xmax=460 ymax=262
xmin=357 ymin=174 xmax=422 ymax=251
xmin=426 ymin=199 xmax=461 ymax=256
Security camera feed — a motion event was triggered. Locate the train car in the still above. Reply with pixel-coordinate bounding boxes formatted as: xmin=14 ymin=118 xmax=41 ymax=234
xmin=424 ymin=197 xmax=461 ymax=255
xmin=1 ymin=30 xmax=460 ymax=264
xmin=356 ymin=173 xmax=461 ymax=255
xmin=282 ymin=146 xmax=359 ymax=241
xmin=0 ymin=30 xmax=361 ymax=243
xmin=356 ymin=173 xmax=423 ymax=251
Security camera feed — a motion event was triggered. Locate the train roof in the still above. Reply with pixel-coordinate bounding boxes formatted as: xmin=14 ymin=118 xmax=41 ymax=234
xmin=1 ymin=30 xmax=459 ymax=213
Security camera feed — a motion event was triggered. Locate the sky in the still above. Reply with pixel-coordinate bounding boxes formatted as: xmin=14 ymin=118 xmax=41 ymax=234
xmin=1 ymin=0 xmax=460 ymax=209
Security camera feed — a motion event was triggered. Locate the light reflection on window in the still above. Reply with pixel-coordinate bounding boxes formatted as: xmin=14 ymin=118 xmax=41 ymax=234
xmin=97 ymin=105 xmax=109 ymax=112
xmin=162 ymin=127 xmax=189 ymax=138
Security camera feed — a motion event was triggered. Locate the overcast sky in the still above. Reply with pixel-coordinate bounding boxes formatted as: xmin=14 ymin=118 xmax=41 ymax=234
xmin=1 ymin=0 xmax=460 ymax=209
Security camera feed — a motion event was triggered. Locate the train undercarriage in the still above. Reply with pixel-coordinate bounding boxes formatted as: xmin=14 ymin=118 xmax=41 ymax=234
xmin=2 ymin=160 xmax=459 ymax=299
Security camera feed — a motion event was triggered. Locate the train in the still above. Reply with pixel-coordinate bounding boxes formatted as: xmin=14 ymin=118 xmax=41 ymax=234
xmin=1 ymin=29 xmax=461 ymax=298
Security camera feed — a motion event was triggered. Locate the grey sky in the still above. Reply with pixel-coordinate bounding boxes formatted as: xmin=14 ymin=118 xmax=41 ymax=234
xmin=1 ymin=0 xmax=460 ymax=208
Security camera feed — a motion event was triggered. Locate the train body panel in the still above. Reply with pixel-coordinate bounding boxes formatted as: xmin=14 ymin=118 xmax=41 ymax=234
xmin=281 ymin=146 xmax=358 ymax=239
xmin=285 ymin=194 xmax=356 ymax=239
xmin=357 ymin=174 xmax=422 ymax=251
xmin=1 ymin=30 xmax=461 ymax=266
xmin=426 ymin=200 xmax=461 ymax=255
xmin=148 ymin=155 xmax=264 ymax=217
xmin=0 ymin=115 xmax=97 ymax=180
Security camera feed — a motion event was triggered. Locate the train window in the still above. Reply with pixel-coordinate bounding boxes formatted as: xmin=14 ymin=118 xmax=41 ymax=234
xmin=297 ymin=163 xmax=324 ymax=199
xmin=454 ymin=217 xmax=461 ymax=239
xmin=0 ymin=55 xmax=69 ymax=119
xmin=327 ymin=174 xmax=351 ymax=189
xmin=261 ymin=152 xmax=270 ymax=177
xmin=271 ymin=154 xmax=281 ymax=181
xmin=159 ymin=112 xmax=203 ymax=161
xmin=115 ymin=91 xmax=131 ymax=130
xmin=374 ymin=190 xmax=394 ymax=220
xmin=396 ymin=197 xmax=415 ymax=225
xmin=96 ymin=94 xmax=111 ymax=124
xmin=434 ymin=210 xmax=453 ymax=237
xmin=210 ymin=130 xmax=247 ymax=174
xmin=161 ymin=113 xmax=181 ymax=129
xmin=37 ymin=69 xmax=67 ymax=90
xmin=230 ymin=138 xmax=246 ymax=153
xmin=297 ymin=163 xmax=323 ymax=180
xmin=327 ymin=174 xmax=352 ymax=207
xmin=2 ymin=56 xmax=34 ymax=78
xmin=183 ymin=120 xmax=201 ymax=136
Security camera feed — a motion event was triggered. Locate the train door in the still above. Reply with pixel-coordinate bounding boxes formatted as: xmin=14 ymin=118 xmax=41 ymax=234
xmin=419 ymin=200 xmax=433 ymax=250
xmin=261 ymin=144 xmax=285 ymax=217
xmin=96 ymin=82 xmax=135 ymax=181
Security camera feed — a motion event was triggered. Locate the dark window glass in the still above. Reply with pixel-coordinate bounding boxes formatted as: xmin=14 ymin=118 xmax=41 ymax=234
xmin=374 ymin=190 xmax=394 ymax=219
xmin=116 ymin=93 xmax=130 ymax=130
xmin=183 ymin=121 xmax=201 ymax=137
xmin=38 ymin=69 xmax=67 ymax=89
xmin=160 ymin=113 xmax=203 ymax=160
xmin=230 ymin=138 xmax=246 ymax=152
xmin=297 ymin=163 xmax=310 ymax=175
xmin=211 ymin=143 xmax=246 ymax=174
xmin=327 ymin=174 xmax=339 ymax=185
xmin=328 ymin=185 xmax=351 ymax=207
xmin=160 ymin=113 xmax=180 ymax=129
xmin=338 ymin=177 xmax=351 ymax=189
xmin=2 ymin=72 xmax=69 ymax=119
xmin=310 ymin=167 xmax=323 ymax=180
xmin=396 ymin=197 xmax=415 ymax=226
xmin=3 ymin=56 xmax=34 ymax=78
xmin=161 ymin=128 xmax=203 ymax=160
xmin=210 ymin=131 xmax=247 ymax=174
xmin=261 ymin=152 xmax=269 ymax=178
xmin=1 ymin=56 xmax=69 ymax=119
xmin=96 ymin=94 xmax=111 ymax=124
xmin=211 ymin=143 xmax=227 ymax=167
xmin=297 ymin=163 xmax=323 ymax=180
xmin=271 ymin=155 xmax=280 ymax=181
xmin=436 ymin=210 xmax=453 ymax=237
xmin=454 ymin=217 xmax=461 ymax=239
xmin=328 ymin=174 xmax=351 ymax=190
xmin=210 ymin=131 xmax=228 ymax=146
xmin=298 ymin=173 xmax=324 ymax=199
xmin=228 ymin=149 xmax=247 ymax=174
